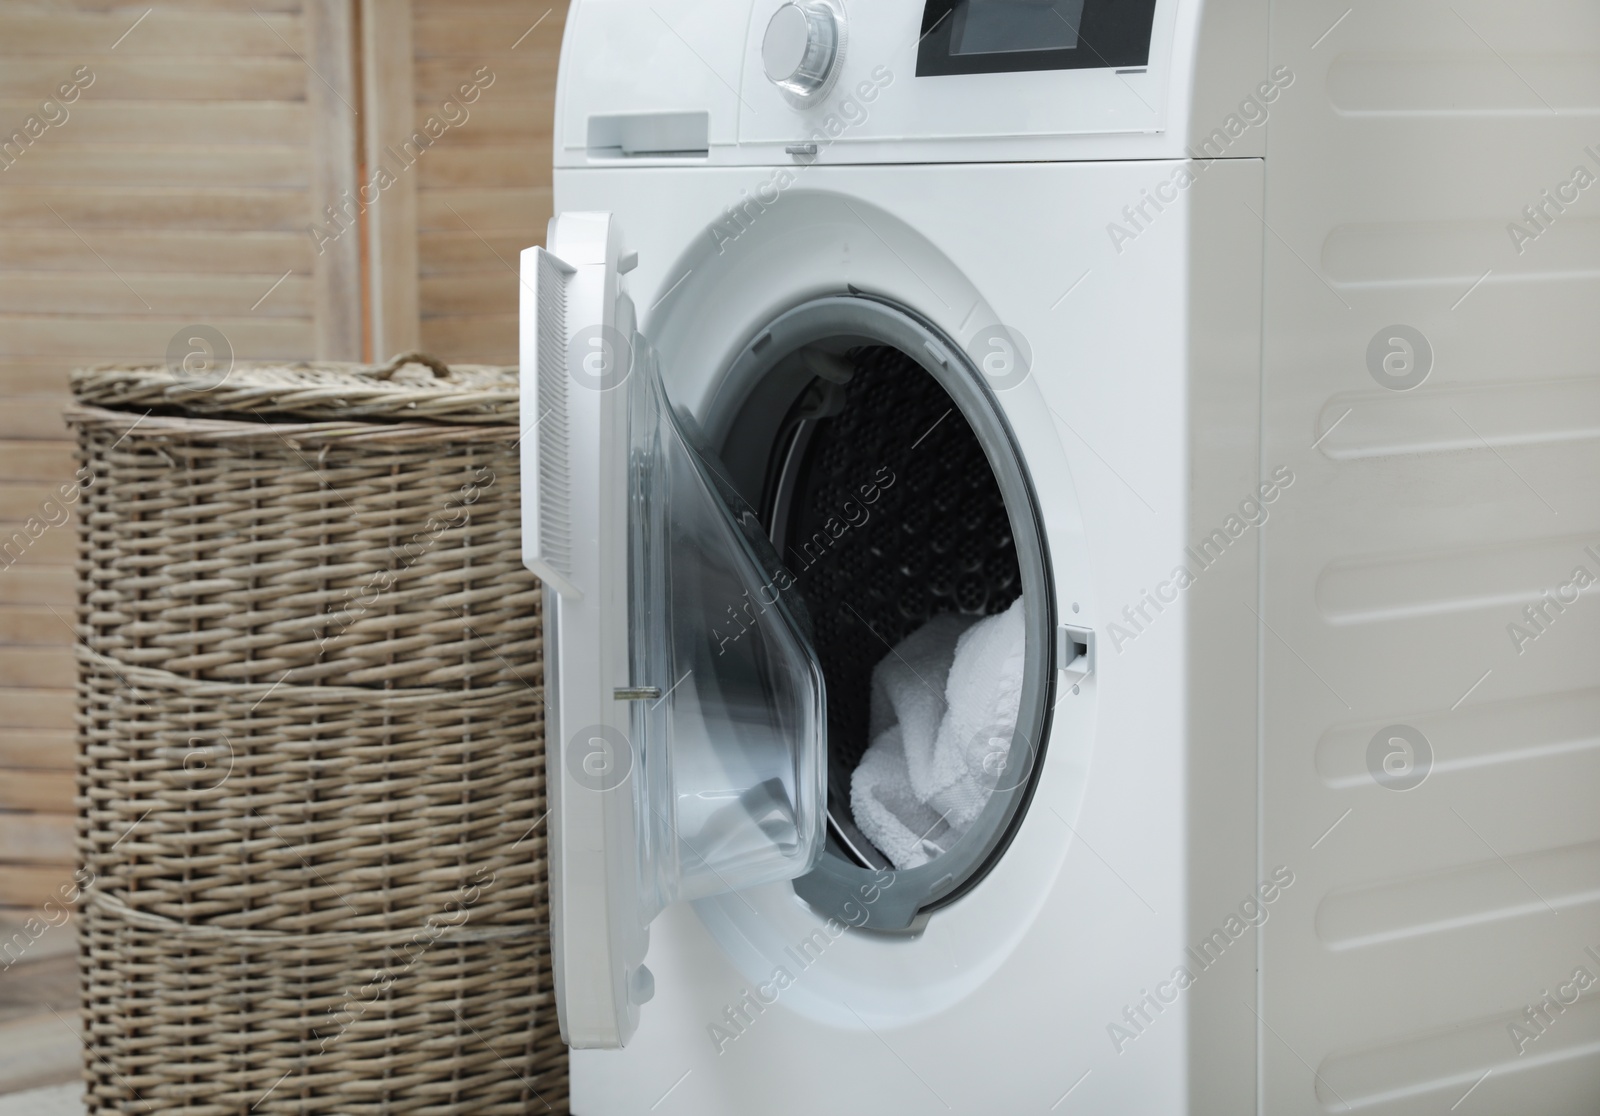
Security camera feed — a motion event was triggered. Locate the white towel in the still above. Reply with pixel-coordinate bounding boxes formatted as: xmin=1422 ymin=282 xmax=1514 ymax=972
xmin=850 ymin=597 xmax=1027 ymax=870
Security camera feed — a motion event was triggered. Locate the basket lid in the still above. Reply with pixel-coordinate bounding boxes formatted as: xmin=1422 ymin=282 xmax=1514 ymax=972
xmin=70 ymin=351 xmax=518 ymax=425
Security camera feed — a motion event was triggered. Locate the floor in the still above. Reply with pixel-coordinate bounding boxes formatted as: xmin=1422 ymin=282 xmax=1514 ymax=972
xmin=0 ymin=1083 xmax=83 ymax=1116
xmin=0 ymin=915 xmax=83 ymax=1109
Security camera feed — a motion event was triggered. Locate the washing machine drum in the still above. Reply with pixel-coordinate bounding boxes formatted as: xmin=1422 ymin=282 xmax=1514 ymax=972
xmin=765 ymin=345 xmax=1025 ymax=867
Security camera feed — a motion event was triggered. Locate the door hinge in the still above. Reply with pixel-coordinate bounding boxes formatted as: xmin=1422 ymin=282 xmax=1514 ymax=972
xmin=613 ymin=686 xmax=661 ymax=701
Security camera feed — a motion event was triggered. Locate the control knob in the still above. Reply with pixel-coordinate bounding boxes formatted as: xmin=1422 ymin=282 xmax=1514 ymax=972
xmin=762 ymin=2 xmax=843 ymax=102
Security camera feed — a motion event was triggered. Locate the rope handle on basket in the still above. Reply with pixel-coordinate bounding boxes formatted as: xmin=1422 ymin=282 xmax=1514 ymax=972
xmin=371 ymin=351 xmax=452 ymax=380
xmin=84 ymin=890 xmax=548 ymax=945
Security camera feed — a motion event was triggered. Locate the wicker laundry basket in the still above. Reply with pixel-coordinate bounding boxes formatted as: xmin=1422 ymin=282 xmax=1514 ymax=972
xmin=65 ymin=355 xmax=566 ymax=1114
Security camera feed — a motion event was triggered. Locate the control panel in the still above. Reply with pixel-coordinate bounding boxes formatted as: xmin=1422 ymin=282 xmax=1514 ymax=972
xmin=554 ymin=0 xmax=1219 ymax=166
xmin=737 ymin=0 xmax=1173 ymax=151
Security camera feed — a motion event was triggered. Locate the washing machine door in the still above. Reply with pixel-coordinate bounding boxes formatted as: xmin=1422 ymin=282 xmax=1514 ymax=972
xmin=519 ymin=212 xmax=827 ymax=1048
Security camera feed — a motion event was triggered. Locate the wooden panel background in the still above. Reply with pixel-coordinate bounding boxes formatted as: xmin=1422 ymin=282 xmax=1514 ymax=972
xmin=0 ymin=0 xmax=563 ymax=911
xmin=410 ymin=0 xmax=563 ymax=365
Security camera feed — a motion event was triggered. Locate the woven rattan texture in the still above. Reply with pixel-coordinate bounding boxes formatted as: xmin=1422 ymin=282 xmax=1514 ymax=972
xmin=68 ymin=408 xmax=537 ymax=687
xmin=70 ymin=357 xmax=519 ymax=425
xmin=67 ymin=393 xmax=564 ymax=1114
xmin=79 ymin=906 xmax=561 ymax=1114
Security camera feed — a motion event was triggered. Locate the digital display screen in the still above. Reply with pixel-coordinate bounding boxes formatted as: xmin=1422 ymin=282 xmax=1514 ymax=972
xmin=950 ymin=0 xmax=1086 ymax=56
xmin=917 ymin=0 xmax=1156 ymax=77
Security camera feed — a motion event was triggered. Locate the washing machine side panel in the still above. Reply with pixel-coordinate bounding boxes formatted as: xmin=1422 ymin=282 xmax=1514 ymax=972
xmin=1179 ymin=156 xmax=1267 ymax=1116
xmin=1262 ymin=4 xmax=1600 ymax=1115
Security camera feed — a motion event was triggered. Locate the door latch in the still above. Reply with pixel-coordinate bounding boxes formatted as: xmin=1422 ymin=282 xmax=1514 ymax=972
xmin=1057 ymin=624 xmax=1095 ymax=684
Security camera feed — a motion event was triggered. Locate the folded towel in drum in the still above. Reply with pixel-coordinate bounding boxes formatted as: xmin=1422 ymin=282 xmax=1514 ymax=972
xmin=849 ymin=596 xmax=1027 ymax=870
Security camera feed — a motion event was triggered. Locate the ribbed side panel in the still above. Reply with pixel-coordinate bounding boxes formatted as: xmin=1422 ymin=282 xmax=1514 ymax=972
xmin=533 ymin=248 xmax=572 ymax=582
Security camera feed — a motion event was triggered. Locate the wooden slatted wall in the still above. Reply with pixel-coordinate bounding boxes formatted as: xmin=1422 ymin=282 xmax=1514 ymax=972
xmin=410 ymin=0 xmax=563 ymax=365
xmin=0 ymin=0 xmax=361 ymax=914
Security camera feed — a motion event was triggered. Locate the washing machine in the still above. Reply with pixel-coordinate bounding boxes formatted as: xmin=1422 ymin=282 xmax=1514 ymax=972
xmin=519 ymin=1 xmax=1600 ymax=1113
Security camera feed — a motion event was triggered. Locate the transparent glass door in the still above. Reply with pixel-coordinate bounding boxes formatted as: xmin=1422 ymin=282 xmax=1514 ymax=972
xmin=521 ymin=212 xmax=826 ymax=1047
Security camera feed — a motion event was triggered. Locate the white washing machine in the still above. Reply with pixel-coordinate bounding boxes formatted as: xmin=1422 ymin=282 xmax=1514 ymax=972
xmin=519 ymin=1 xmax=1600 ymax=1112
